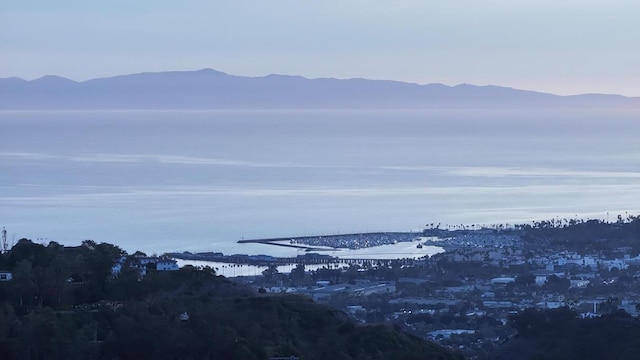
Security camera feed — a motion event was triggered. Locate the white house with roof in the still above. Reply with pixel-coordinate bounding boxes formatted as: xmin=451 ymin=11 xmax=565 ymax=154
xmin=133 ymin=256 xmax=179 ymax=271
xmin=111 ymin=255 xmax=179 ymax=278
xmin=157 ymin=258 xmax=179 ymax=271
xmin=111 ymin=256 xmax=127 ymax=275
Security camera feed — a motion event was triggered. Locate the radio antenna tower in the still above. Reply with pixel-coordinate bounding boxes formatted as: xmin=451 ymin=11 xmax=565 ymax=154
xmin=2 ymin=227 xmax=7 ymax=253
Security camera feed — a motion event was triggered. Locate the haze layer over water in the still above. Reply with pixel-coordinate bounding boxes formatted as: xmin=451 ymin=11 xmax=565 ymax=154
xmin=1 ymin=109 xmax=639 ymax=254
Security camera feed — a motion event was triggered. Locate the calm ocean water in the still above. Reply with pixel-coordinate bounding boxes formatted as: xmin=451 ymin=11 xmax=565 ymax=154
xmin=1 ymin=109 xmax=639 ymax=254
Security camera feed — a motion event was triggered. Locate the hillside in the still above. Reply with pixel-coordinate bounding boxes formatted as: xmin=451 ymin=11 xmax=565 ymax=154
xmin=1 ymin=69 xmax=639 ymax=109
xmin=488 ymin=307 xmax=640 ymax=360
xmin=0 ymin=239 xmax=461 ymax=360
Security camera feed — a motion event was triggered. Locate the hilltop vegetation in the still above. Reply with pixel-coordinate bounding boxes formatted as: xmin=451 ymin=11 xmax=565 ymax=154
xmin=0 ymin=239 xmax=460 ymax=360
xmin=489 ymin=307 xmax=640 ymax=360
xmin=519 ymin=215 xmax=640 ymax=255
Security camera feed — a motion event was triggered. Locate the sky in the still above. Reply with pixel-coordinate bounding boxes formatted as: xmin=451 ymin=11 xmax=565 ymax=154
xmin=1 ymin=0 xmax=639 ymax=96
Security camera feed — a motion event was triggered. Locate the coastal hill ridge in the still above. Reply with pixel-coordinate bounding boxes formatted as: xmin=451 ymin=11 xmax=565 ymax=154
xmin=1 ymin=68 xmax=639 ymax=109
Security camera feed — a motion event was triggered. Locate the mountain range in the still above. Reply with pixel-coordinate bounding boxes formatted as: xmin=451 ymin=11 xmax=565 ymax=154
xmin=1 ymin=68 xmax=638 ymax=109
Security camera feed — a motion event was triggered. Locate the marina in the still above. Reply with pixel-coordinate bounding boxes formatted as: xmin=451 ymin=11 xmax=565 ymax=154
xmin=169 ymin=232 xmax=445 ymax=276
xmin=236 ymin=231 xmax=420 ymax=250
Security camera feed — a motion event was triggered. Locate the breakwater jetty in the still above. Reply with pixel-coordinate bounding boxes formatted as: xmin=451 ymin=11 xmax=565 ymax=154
xmin=167 ymin=231 xmax=425 ymax=267
xmin=237 ymin=231 xmax=419 ymax=250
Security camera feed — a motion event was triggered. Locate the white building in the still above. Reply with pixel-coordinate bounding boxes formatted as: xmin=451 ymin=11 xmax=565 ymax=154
xmin=157 ymin=258 xmax=179 ymax=271
xmin=111 ymin=255 xmax=179 ymax=277
xmin=134 ymin=256 xmax=180 ymax=271
xmin=490 ymin=277 xmax=515 ymax=285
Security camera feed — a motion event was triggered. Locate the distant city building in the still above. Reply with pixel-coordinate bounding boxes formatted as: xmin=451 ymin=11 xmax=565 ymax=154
xmin=428 ymin=329 xmax=476 ymax=339
xmin=490 ymin=277 xmax=515 ymax=285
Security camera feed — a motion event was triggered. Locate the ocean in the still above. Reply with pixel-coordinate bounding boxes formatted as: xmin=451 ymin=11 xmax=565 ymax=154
xmin=1 ymin=109 xmax=639 ymax=255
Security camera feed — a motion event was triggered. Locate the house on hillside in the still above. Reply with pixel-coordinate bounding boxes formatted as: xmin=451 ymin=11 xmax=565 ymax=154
xmin=0 ymin=270 xmax=12 ymax=281
xmin=134 ymin=256 xmax=179 ymax=271
xmin=157 ymin=258 xmax=179 ymax=271
xmin=112 ymin=255 xmax=180 ymax=277
xmin=111 ymin=256 xmax=127 ymax=275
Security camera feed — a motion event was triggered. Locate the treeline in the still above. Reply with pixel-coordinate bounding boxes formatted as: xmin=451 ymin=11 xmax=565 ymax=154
xmin=520 ymin=216 xmax=640 ymax=254
xmin=0 ymin=239 xmax=461 ymax=360
xmin=489 ymin=307 xmax=640 ymax=359
xmin=0 ymin=239 xmax=125 ymax=310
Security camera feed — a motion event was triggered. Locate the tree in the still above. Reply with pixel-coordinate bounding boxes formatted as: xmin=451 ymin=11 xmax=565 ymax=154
xmin=544 ymin=274 xmax=570 ymax=293
xmin=262 ymin=265 xmax=279 ymax=282
xmin=11 ymin=259 xmax=37 ymax=308
xmin=5 ymin=239 xmax=50 ymax=268
xmin=313 ymin=267 xmax=341 ymax=284
xmin=80 ymin=241 xmax=126 ymax=301
xmin=344 ymin=264 xmax=361 ymax=283
xmin=515 ymin=273 xmax=536 ymax=287
xmin=289 ymin=264 xmax=305 ymax=284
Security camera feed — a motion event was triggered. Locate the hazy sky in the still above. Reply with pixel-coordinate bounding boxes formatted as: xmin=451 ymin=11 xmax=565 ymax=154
xmin=2 ymin=0 xmax=638 ymax=96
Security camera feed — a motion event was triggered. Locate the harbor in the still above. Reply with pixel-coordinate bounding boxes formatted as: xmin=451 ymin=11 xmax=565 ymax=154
xmin=168 ymin=231 xmax=445 ymax=276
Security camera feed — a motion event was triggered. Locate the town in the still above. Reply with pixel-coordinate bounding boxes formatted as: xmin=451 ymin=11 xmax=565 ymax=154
xmin=2 ymin=215 xmax=640 ymax=359
xmin=175 ymin=215 xmax=640 ymax=358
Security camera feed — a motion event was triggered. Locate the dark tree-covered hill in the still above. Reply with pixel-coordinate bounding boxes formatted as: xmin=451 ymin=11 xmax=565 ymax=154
xmin=0 ymin=239 xmax=461 ymax=360
xmin=487 ymin=307 xmax=640 ymax=360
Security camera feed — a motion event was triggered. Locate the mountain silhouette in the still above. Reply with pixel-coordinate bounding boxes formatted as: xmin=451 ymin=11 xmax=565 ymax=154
xmin=1 ymin=69 xmax=638 ymax=109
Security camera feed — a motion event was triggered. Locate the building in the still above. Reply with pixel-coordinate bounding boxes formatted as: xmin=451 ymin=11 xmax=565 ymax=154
xmin=428 ymin=329 xmax=475 ymax=339
xmin=157 ymin=258 xmax=179 ymax=271
xmin=0 ymin=271 xmax=12 ymax=281
xmin=111 ymin=255 xmax=180 ymax=278
xmin=134 ymin=256 xmax=179 ymax=271
xmin=490 ymin=277 xmax=515 ymax=285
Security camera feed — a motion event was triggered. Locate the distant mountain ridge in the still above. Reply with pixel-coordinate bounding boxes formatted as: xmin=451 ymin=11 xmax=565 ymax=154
xmin=1 ymin=68 xmax=638 ymax=109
